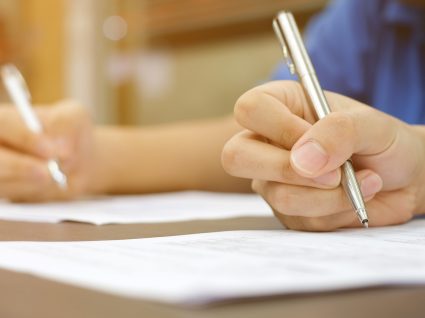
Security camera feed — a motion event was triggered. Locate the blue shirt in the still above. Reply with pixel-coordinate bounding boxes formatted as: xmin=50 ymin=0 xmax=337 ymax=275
xmin=272 ymin=0 xmax=425 ymax=124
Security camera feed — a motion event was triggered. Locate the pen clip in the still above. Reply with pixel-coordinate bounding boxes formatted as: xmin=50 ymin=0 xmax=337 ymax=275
xmin=0 ymin=64 xmax=32 ymax=102
xmin=272 ymin=19 xmax=296 ymax=75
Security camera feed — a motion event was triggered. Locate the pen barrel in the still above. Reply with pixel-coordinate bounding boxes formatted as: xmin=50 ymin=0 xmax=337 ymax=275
xmin=1 ymin=65 xmax=43 ymax=134
xmin=300 ymin=74 xmax=331 ymax=120
xmin=341 ymin=160 xmax=367 ymax=222
xmin=274 ymin=12 xmax=332 ymax=119
xmin=274 ymin=11 xmax=369 ymax=226
xmin=275 ymin=12 xmax=315 ymax=78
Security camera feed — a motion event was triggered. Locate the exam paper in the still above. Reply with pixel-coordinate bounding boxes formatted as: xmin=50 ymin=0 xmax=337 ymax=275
xmin=0 ymin=191 xmax=272 ymax=225
xmin=0 ymin=219 xmax=424 ymax=305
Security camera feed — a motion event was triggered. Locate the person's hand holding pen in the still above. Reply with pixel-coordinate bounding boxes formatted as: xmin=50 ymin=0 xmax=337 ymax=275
xmin=0 ymin=100 xmax=93 ymax=202
xmin=222 ymin=81 xmax=425 ymax=231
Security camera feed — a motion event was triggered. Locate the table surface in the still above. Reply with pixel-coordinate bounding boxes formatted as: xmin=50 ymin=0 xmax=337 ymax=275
xmin=0 ymin=217 xmax=424 ymax=318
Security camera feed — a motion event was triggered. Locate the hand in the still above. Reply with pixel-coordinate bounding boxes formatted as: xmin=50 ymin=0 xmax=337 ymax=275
xmin=222 ymin=81 xmax=425 ymax=231
xmin=0 ymin=100 xmax=93 ymax=202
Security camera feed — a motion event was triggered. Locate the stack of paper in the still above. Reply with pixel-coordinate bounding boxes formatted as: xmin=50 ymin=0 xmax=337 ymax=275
xmin=0 ymin=219 xmax=423 ymax=305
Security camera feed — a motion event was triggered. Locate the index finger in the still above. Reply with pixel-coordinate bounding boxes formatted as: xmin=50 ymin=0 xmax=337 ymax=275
xmin=234 ymin=81 xmax=313 ymax=149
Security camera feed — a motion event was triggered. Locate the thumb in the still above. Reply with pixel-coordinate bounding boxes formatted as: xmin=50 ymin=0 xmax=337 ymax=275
xmin=289 ymin=106 xmax=399 ymax=178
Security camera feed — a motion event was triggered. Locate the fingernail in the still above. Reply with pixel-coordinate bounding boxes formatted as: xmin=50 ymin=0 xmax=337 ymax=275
xmin=314 ymin=169 xmax=340 ymax=187
xmin=291 ymin=141 xmax=328 ymax=175
xmin=360 ymin=173 xmax=383 ymax=198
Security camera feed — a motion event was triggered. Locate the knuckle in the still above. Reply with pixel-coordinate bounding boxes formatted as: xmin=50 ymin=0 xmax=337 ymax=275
xmin=318 ymin=112 xmax=356 ymax=156
xmin=328 ymin=112 xmax=356 ymax=140
xmin=234 ymin=89 xmax=263 ymax=124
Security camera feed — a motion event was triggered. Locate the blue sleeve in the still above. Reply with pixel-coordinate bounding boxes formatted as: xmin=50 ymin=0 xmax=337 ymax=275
xmin=272 ymin=0 xmax=380 ymax=101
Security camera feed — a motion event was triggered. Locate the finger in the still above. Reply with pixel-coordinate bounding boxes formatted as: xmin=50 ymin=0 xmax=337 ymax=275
xmin=222 ymin=131 xmax=341 ymax=188
xmin=6 ymin=183 xmax=73 ymax=203
xmin=0 ymin=147 xmax=51 ymax=183
xmin=0 ymin=148 xmax=59 ymax=201
xmin=0 ymin=107 xmax=54 ymax=158
xmin=234 ymin=81 xmax=312 ymax=149
xmin=252 ymin=169 xmax=382 ymax=218
xmin=0 ymin=152 xmax=78 ymax=202
xmin=3 ymin=171 xmax=84 ymax=203
xmin=357 ymin=190 xmax=416 ymax=227
xmin=0 ymin=180 xmax=54 ymax=202
xmin=274 ymin=210 xmax=358 ymax=232
xmin=273 ymin=190 xmax=414 ymax=232
xmin=290 ymin=107 xmax=401 ymax=178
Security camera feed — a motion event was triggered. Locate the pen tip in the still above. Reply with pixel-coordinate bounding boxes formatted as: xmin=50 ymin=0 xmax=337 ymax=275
xmin=362 ymin=221 xmax=369 ymax=229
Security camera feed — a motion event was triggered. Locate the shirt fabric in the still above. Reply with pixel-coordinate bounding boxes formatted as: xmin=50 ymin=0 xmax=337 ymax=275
xmin=271 ymin=0 xmax=425 ymax=124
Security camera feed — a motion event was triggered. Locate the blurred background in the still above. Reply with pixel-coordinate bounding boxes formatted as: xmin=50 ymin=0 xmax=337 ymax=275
xmin=0 ymin=0 xmax=327 ymax=125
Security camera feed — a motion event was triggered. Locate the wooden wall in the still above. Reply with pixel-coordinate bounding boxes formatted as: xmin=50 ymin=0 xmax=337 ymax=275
xmin=19 ymin=0 xmax=65 ymax=103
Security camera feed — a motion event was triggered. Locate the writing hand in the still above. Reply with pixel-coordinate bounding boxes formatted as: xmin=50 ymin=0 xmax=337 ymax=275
xmin=222 ymin=81 xmax=425 ymax=231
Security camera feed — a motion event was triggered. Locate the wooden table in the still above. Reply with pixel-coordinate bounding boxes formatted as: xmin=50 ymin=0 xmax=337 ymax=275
xmin=0 ymin=217 xmax=423 ymax=318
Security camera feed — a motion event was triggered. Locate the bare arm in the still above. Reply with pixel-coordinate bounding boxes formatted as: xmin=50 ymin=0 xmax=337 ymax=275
xmin=89 ymin=117 xmax=251 ymax=195
xmin=0 ymin=101 xmax=250 ymax=202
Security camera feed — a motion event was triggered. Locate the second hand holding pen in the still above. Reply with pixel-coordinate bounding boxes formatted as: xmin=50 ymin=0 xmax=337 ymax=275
xmin=273 ymin=12 xmax=369 ymax=228
xmin=1 ymin=64 xmax=68 ymax=190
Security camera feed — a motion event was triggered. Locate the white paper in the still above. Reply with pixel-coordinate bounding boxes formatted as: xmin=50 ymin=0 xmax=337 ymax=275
xmin=0 ymin=219 xmax=423 ymax=305
xmin=0 ymin=191 xmax=272 ymax=225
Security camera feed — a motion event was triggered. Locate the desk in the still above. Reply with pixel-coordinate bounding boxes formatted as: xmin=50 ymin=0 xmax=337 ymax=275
xmin=0 ymin=217 xmax=423 ymax=318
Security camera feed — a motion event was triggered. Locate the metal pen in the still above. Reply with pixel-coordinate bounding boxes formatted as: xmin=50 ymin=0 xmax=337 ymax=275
xmin=1 ymin=64 xmax=68 ymax=190
xmin=273 ymin=11 xmax=369 ymax=227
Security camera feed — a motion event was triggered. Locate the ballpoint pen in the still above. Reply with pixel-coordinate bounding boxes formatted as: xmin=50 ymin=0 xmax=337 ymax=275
xmin=0 ymin=64 xmax=68 ymax=190
xmin=273 ymin=12 xmax=369 ymax=228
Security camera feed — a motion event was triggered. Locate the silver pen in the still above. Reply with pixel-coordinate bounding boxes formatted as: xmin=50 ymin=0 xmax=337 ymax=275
xmin=1 ymin=64 xmax=68 ymax=189
xmin=273 ymin=12 xmax=369 ymax=228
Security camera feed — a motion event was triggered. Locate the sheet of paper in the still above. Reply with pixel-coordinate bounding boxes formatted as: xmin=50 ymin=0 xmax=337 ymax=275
xmin=0 ymin=219 xmax=423 ymax=305
xmin=0 ymin=191 xmax=272 ymax=225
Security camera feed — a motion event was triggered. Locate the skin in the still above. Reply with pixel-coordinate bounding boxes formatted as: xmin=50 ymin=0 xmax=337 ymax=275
xmin=222 ymin=81 xmax=425 ymax=231
xmin=0 ymin=100 xmax=250 ymax=202
xmin=0 ymin=100 xmax=93 ymax=202
xmin=3 ymin=81 xmax=425 ymax=233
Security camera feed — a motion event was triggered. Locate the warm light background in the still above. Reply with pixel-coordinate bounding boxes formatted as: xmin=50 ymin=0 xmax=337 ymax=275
xmin=0 ymin=0 xmax=327 ymax=125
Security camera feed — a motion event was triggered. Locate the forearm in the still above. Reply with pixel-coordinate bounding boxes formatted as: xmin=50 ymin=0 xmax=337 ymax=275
xmin=87 ymin=117 xmax=251 ymax=195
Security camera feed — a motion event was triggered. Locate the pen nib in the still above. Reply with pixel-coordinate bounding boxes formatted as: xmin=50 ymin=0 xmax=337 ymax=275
xmin=362 ymin=221 xmax=369 ymax=229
